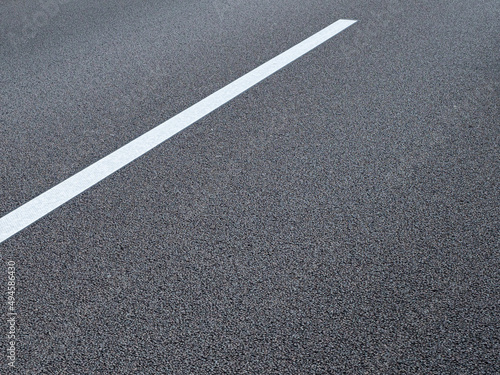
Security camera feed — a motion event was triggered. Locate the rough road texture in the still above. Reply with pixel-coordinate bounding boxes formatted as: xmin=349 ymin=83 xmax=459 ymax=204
xmin=1 ymin=0 xmax=499 ymax=374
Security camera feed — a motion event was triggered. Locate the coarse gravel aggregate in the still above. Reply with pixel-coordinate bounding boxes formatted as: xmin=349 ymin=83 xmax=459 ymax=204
xmin=1 ymin=0 xmax=499 ymax=373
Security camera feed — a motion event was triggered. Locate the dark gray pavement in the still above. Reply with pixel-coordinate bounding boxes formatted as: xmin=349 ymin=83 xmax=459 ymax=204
xmin=1 ymin=0 xmax=499 ymax=373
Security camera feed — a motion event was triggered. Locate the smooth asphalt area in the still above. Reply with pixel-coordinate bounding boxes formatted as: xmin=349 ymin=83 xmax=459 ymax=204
xmin=1 ymin=0 xmax=499 ymax=374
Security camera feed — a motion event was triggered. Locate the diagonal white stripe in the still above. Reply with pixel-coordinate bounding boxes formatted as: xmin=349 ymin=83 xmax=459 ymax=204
xmin=0 ymin=19 xmax=357 ymax=243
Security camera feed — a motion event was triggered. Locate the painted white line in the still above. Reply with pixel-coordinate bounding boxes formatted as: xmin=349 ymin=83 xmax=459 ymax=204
xmin=0 ymin=19 xmax=356 ymax=244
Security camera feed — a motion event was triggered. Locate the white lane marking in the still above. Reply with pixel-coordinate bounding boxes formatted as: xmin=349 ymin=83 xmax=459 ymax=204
xmin=0 ymin=19 xmax=356 ymax=244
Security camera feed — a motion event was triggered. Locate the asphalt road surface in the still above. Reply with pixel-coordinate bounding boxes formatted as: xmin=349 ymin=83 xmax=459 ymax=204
xmin=1 ymin=0 xmax=499 ymax=374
